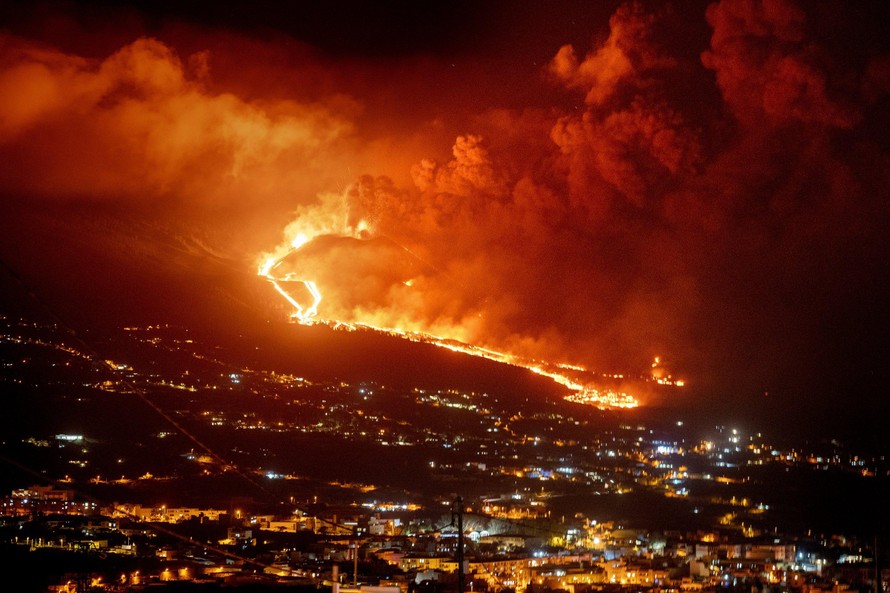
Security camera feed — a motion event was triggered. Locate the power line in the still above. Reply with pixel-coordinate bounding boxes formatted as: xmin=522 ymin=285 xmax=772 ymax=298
xmin=0 ymin=257 xmax=367 ymax=537
xmin=0 ymin=452 xmax=280 ymax=572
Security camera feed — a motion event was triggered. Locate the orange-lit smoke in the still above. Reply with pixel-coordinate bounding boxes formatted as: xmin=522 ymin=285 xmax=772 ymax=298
xmin=255 ymin=0 xmax=890 ymax=404
xmin=0 ymin=33 xmax=361 ymax=254
xmin=3 ymin=0 xmax=889 ymax=409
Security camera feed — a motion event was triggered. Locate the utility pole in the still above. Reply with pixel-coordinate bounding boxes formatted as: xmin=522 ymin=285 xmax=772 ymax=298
xmin=353 ymin=526 xmax=359 ymax=587
xmin=76 ymin=541 xmax=92 ymax=593
xmin=454 ymin=496 xmax=464 ymax=593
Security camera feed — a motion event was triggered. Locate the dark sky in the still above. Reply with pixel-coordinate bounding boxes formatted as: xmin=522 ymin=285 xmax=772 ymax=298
xmin=2 ymin=0 xmax=890 ymax=419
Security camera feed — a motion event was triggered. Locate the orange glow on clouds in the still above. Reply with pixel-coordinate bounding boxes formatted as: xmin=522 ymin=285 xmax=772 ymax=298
xmin=0 ymin=34 xmax=358 ymax=215
xmin=3 ymin=0 xmax=889 ymax=411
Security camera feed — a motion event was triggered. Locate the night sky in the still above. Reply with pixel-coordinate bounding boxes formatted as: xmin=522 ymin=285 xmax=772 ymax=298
xmin=2 ymin=0 xmax=889 ymax=422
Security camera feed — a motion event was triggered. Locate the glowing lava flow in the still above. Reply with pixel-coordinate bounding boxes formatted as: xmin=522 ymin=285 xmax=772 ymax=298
xmin=258 ymin=236 xmax=640 ymax=410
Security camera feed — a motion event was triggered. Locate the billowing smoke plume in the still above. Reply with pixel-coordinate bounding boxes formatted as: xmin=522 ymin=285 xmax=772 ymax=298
xmin=0 ymin=31 xmax=364 ymax=257
xmin=3 ymin=0 xmax=889 ymax=408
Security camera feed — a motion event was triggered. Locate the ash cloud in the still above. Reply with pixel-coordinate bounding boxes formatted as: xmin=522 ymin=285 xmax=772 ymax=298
xmin=0 ymin=31 xmax=363 ymax=256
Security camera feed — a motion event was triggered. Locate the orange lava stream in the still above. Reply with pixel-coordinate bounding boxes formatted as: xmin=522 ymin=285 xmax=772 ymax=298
xmin=258 ymin=242 xmax=638 ymax=410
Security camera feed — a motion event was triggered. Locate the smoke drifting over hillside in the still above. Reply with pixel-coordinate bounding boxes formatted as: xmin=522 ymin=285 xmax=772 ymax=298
xmin=2 ymin=0 xmax=889 ymax=410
